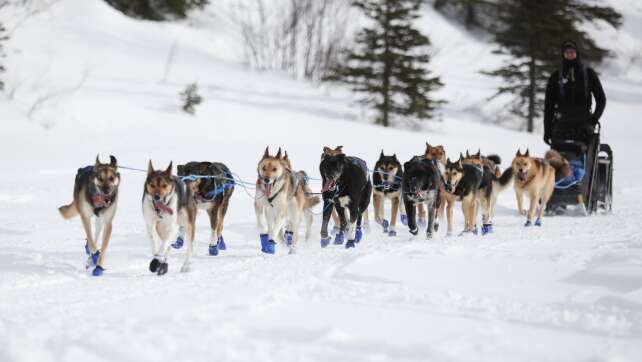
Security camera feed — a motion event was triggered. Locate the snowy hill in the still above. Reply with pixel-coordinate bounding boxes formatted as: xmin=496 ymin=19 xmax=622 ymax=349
xmin=1 ymin=1 xmax=642 ymax=361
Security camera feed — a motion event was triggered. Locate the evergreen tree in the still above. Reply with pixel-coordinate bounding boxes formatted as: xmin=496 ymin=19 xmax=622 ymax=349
xmin=484 ymin=0 xmax=621 ymax=132
xmin=326 ymin=0 xmax=443 ymax=127
xmin=433 ymin=0 xmax=492 ymax=30
xmin=104 ymin=0 xmax=208 ymax=21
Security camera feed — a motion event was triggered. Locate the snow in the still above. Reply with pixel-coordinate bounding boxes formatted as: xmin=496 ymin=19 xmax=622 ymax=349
xmin=1 ymin=0 xmax=641 ymax=361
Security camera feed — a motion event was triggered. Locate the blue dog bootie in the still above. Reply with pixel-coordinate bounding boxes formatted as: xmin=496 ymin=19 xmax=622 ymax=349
xmin=92 ymin=265 xmax=104 ymax=277
xmin=263 ymin=240 xmax=276 ymax=254
xmin=321 ymin=237 xmax=331 ymax=248
xmin=285 ymin=231 xmax=294 ymax=247
xmin=400 ymin=214 xmax=408 ymax=226
xmin=388 ymin=229 xmax=397 ymax=237
xmin=334 ymin=231 xmax=345 ymax=245
xmin=355 ymin=227 xmax=363 ymax=242
xmin=260 ymin=234 xmax=269 ymax=252
xmin=86 ymin=250 xmax=101 ymax=269
xmin=382 ymin=219 xmax=389 ymax=233
xmin=84 ymin=242 xmax=90 ymax=255
xmin=472 ymin=226 xmax=479 ymax=235
xmin=217 ymin=236 xmax=227 ymax=250
xmin=534 ymin=218 xmax=542 ymax=227
xmin=345 ymin=240 xmax=356 ymax=249
xmin=171 ymin=236 xmax=184 ymax=249
xmin=481 ymin=224 xmax=494 ymax=235
xmin=209 ymin=244 xmax=219 ymax=256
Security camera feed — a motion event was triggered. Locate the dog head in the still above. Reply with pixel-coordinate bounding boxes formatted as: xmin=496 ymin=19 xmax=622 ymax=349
xmin=177 ymin=162 xmax=211 ymax=195
xmin=512 ymin=149 xmax=534 ymax=182
xmin=321 ymin=145 xmax=344 ymax=161
xmin=375 ymin=150 xmax=401 ymax=182
xmin=424 ymin=143 xmax=446 ymax=164
xmin=319 ymin=152 xmax=346 ymax=193
xmin=258 ymin=147 xmax=288 ymax=197
xmin=444 ymin=156 xmax=465 ymax=193
xmin=146 ymin=160 xmax=174 ymax=202
xmin=463 ymin=149 xmax=484 ymax=165
xmin=93 ymin=155 xmax=120 ymax=196
xmin=402 ymin=159 xmax=438 ymax=202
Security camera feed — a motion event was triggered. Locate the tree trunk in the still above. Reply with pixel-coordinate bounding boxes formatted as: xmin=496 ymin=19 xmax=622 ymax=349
xmin=381 ymin=1 xmax=391 ymax=127
xmin=527 ymin=56 xmax=536 ymax=133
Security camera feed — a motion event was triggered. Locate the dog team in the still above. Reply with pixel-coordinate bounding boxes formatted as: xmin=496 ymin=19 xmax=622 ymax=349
xmin=58 ymin=143 xmax=569 ymax=276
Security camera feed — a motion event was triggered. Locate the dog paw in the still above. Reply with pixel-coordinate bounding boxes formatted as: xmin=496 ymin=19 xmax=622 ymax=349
xmin=157 ymin=262 xmax=169 ymax=276
xmin=400 ymin=214 xmax=408 ymax=226
xmin=534 ymin=218 xmax=542 ymax=227
xmin=209 ymin=244 xmax=219 ymax=256
xmin=382 ymin=219 xmax=389 ymax=233
xmin=284 ymin=231 xmax=294 ymax=246
xmin=355 ymin=227 xmax=363 ymax=242
xmin=388 ymin=230 xmax=397 ymax=237
xmin=409 ymin=227 xmax=418 ymax=236
xmin=434 ymin=223 xmax=440 ymax=232
xmin=320 ymin=237 xmax=331 ymax=248
xmin=334 ymin=231 xmax=345 ymax=245
xmin=84 ymin=242 xmax=90 ymax=256
xmin=288 ymin=246 xmax=297 ymax=255
xmin=481 ymin=224 xmax=494 ymax=235
xmin=217 ymin=236 xmax=227 ymax=250
xmin=260 ymin=234 xmax=269 ymax=252
xmin=524 ymin=220 xmax=532 ymax=227
xmin=91 ymin=266 xmax=104 ymax=277
xmin=171 ymin=237 xmax=184 ymax=249
xmin=426 ymin=232 xmax=433 ymax=240
xmin=180 ymin=263 xmax=191 ymax=273
xmin=345 ymin=240 xmax=356 ymax=249
xmin=149 ymin=258 xmax=161 ymax=273
xmin=262 ymin=240 xmax=276 ymax=254
xmin=86 ymin=250 xmax=100 ymax=270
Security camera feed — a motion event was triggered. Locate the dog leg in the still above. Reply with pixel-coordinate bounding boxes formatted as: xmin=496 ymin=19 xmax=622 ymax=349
xmin=515 ymin=187 xmax=526 ymax=216
xmin=426 ymin=202 xmax=436 ymax=239
xmin=181 ymin=222 xmax=195 ymax=272
xmin=373 ymin=192 xmax=383 ymax=225
xmin=81 ymin=214 xmax=97 ymax=254
xmin=93 ymin=217 xmax=103 ymax=250
xmin=399 ymin=197 xmax=407 ymax=225
xmin=255 ymin=202 xmax=269 ymax=252
xmin=447 ymin=198 xmax=454 ymax=236
xmin=93 ymin=221 xmax=112 ymax=276
xmin=345 ymin=204 xmax=359 ymax=248
xmin=417 ymin=203 xmax=426 ymax=227
xmin=405 ymin=197 xmax=418 ymax=237
xmin=389 ymin=196 xmax=400 ymax=236
xmin=208 ymin=208 xmax=220 ymax=255
xmin=526 ymin=190 xmax=538 ymax=225
xmin=333 ymin=205 xmax=348 ymax=245
xmin=331 ymin=209 xmax=340 ymax=234
xmin=320 ymin=199 xmax=333 ymax=247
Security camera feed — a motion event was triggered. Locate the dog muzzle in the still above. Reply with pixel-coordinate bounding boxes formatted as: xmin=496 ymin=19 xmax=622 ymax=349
xmin=321 ymin=179 xmax=337 ymax=193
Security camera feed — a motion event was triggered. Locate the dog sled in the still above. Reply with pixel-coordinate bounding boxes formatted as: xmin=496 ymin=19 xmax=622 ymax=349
xmin=546 ymin=124 xmax=613 ymax=215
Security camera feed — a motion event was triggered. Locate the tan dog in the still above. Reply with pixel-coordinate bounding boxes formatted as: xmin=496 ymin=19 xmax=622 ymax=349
xmin=255 ymin=147 xmax=320 ymax=254
xmin=424 ymin=143 xmax=457 ymax=235
xmin=511 ymin=149 xmax=556 ymax=226
xmin=59 ymin=155 xmax=120 ymax=276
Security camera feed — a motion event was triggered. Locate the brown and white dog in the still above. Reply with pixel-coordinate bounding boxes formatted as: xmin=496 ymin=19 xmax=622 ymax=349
xmin=143 ymin=161 xmax=196 ymax=275
xmin=372 ymin=150 xmax=405 ymax=236
xmin=425 ymin=143 xmax=457 ymax=235
xmin=177 ymin=161 xmax=234 ymax=256
xmin=510 ymin=149 xmax=556 ymax=226
xmin=59 ymin=155 xmax=120 ymax=276
xmin=255 ymin=147 xmax=320 ymax=254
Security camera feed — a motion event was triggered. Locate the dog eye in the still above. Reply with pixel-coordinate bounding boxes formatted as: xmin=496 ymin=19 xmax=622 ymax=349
xmin=272 ymin=168 xmax=277 ymax=172
xmin=109 ymin=176 xmax=115 ymax=182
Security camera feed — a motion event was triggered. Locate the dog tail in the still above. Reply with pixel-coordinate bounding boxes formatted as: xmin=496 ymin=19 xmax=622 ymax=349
xmin=493 ymin=167 xmax=514 ymax=192
xmin=58 ymin=202 xmax=78 ymax=219
xmin=545 ymin=149 xmax=572 ymax=178
xmin=305 ymin=195 xmax=321 ymax=209
xmin=297 ymin=170 xmax=321 ymax=209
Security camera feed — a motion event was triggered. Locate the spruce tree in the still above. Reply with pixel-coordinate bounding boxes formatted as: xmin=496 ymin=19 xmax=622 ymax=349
xmin=326 ymin=0 xmax=443 ymax=127
xmin=485 ymin=0 xmax=621 ymax=132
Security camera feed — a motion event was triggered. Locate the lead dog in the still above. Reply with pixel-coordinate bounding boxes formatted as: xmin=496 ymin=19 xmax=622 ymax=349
xmin=177 ymin=161 xmax=234 ymax=256
xmin=142 ymin=161 xmax=196 ymax=275
xmin=402 ymin=156 xmax=441 ymax=239
xmin=373 ymin=150 xmax=406 ymax=236
xmin=59 ymin=155 xmax=120 ymax=276
xmin=255 ymin=147 xmax=320 ymax=254
xmin=319 ymin=149 xmax=372 ymax=248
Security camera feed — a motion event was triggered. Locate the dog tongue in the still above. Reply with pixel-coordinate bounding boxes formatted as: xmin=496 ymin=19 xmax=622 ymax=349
xmin=321 ymin=180 xmax=335 ymax=193
xmin=265 ymin=183 xmax=273 ymax=198
xmin=91 ymin=195 xmax=105 ymax=207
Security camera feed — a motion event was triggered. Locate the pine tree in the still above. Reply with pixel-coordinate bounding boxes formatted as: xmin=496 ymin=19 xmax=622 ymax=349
xmin=326 ymin=0 xmax=443 ymax=127
xmin=484 ymin=0 xmax=621 ymax=132
xmin=433 ymin=0 xmax=492 ymax=30
xmin=0 ymin=22 xmax=7 ymax=92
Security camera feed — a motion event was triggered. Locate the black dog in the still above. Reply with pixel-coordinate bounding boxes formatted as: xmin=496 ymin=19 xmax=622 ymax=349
xmin=320 ymin=153 xmax=372 ymax=248
xmin=372 ymin=151 xmax=407 ymax=236
xmin=402 ymin=156 xmax=441 ymax=239
xmin=176 ymin=161 xmax=235 ymax=256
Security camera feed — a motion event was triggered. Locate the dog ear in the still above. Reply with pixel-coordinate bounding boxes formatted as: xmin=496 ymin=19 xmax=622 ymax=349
xmin=525 ymin=149 xmax=530 ymax=157
xmin=465 ymin=150 xmax=470 ymax=158
xmin=322 ymin=146 xmax=331 ymax=154
xmin=165 ymin=162 xmax=173 ymax=177
xmin=459 ymin=153 xmax=464 ymax=161
xmin=425 ymin=142 xmax=432 ymax=151
xmin=380 ymin=149 xmax=384 ymax=158
xmin=177 ymin=165 xmax=185 ymax=176
xmin=446 ymin=157 xmax=452 ymax=166
xmin=516 ymin=149 xmax=522 ymax=157
xmin=392 ymin=153 xmax=397 ymax=160
xmin=283 ymin=150 xmax=289 ymax=161
xmin=95 ymin=154 xmax=101 ymax=167
xmin=276 ymin=147 xmax=282 ymax=159
xmin=263 ymin=146 xmax=270 ymax=159
xmin=147 ymin=160 xmax=154 ymax=176
xmin=335 ymin=145 xmax=343 ymax=153
xmin=476 ymin=149 xmax=481 ymax=157
xmin=109 ymin=155 xmax=117 ymax=168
